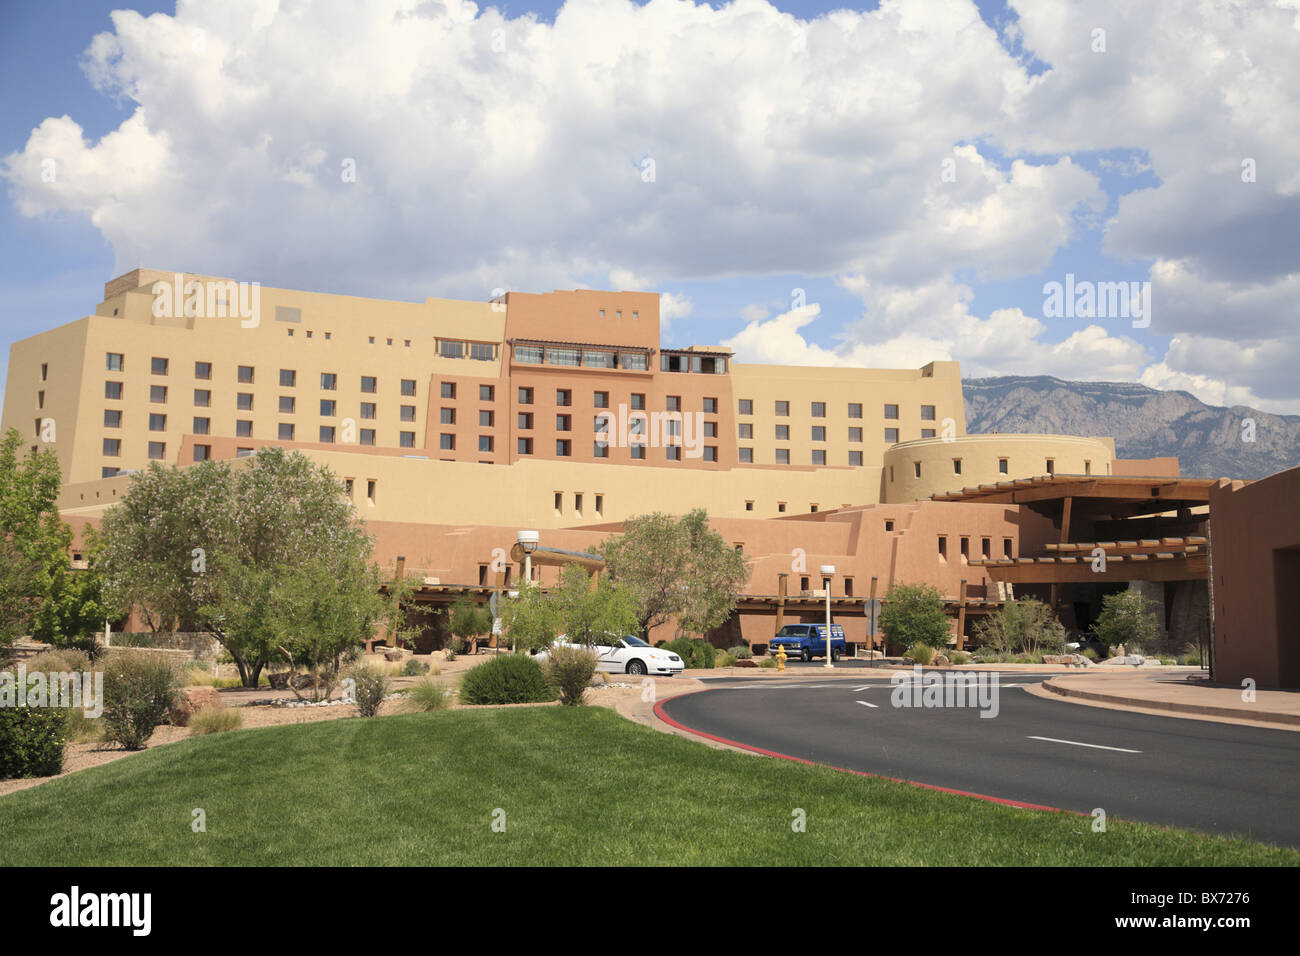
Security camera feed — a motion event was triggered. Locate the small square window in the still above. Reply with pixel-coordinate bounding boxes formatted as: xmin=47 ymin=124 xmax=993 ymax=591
xmin=703 ymin=397 xmax=718 ymax=414
xmin=238 ymin=366 xmax=255 ymax=384
xmin=775 ymin=424 xmax=789 ymax=441
xmin=518 ymin=387 xmax=534 ymax=405
xmin=811 ymin=401 xmax=825 ymax=417
xmin=361 ymin=376 xmax=377 ymax=393
xmin=105 ymin=381 xmax=123 ymax=400
xmin=104 ymin=409 xmax=122 ymax=428
xmin=556 ymin=439 xmax=572 ymax=456
xmin=399 ymin=431 xmax=416 ymax=448
xmin=440 ymin=434 xmax=455 ymax=450
xmin=440 ymin=408 xmax=455 ymax=425
xmin=402 ymin=379 xmax=417 ymax=396
xmin=775 ymin=400 xmax=789 ymax=416
xmin=885 ymin=428 xmax=899 ymax=443
xmin=148 ymin=413 xmax=165 ymax=431
xmin=921 ymin=405 xmax=936 ymax=421
xmin=360 ymin=429 xmax=376 ymax=446
xmin=518 ymin=437 xmax=533 ymax=455
xmin=848 ymin=403 xmax=862 ymax=418
xmin=192 ymin=445 xmax=211 ymax=462
xmin=278 ymin=423 xmax=295 ymax=440
xmin=360 ymin=402 xmax=376 ymax=419
xmin=480 ymin=385 xmax=495 ymax=401
xmin=884 ymin=404 xmax=899 ymax=419
xmin=193 ymin=417 xmax=210 ymax=435
xmin=194 ymin=389 xmax=211 ymax=407
xmin=280 ymin=369 xmax=296 ymax=387
xmin=594 ymin=391 xmax=609 ymax=408
xmin=401 ymin=405 xmax=417 ymax=422
xmin=812 ymin=449 xmax=826 ymax=465
xmin=151 ymin=385 xmax=168 ymax=403
xmin=237 ymin=420 xmax=253 ymax=437
xmin=556 ymin=389 xmax=572 ymax=406
xmin=479 ymin=435 xmax=494 ymax=453
xmin=237 ymin=393 xmax=253 ymax=411
xmin=848 ymin=427 xmax=862 ymax=442
xmin=194 ymin=361 xmax=212 ymax=379
xmin=630 ymin=393 xmax=645 ymax=410
xmin=320 ymin=426 xmax=336 ymax=443
xmin=280 ymin=396 xmax=296 ymax=414
xmin=321 ymin=373 xmax=337 ymax=390
xmin=666 ymin=395 xmax=680 ymax=412
xmin=441 ymin=382 xmax=455 ymax=399
xmin=849 ymin=451 xmax=863 ymax=466
xmin=320 ymin=399 xmax=337 ymax=417
xmin=738 ymin=399 xmax=753 ymax=415
xmin=479 ymin=410 xmax=493 ymax=427
xmin=148 ymin=441 xmax=166 ymax=460
xmin=738 ymin=447 xmax=753 ymax=463
xmin=775 ymin=449 xmax=790 ymax=465
xmin=631 ymin=445 xmax=646 ymax=460
xmin=811 ymin=425 xmax=825 ymax=441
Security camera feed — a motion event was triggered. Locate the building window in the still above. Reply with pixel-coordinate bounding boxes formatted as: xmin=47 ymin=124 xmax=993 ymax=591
xmin=1004 ymin=538 xmax=1014 ymax=557
xmin=148 ymin=413 xmax=165 ymax=431
xmin=812 ymin=449 xmax=826 ymax=465
xmin=547 ymin=347 xmax=581 ymax=367
xmin=106 ymin=353 xmax=124 ymax=371
xmin=620 ymin=352 xmax=648 ymax=370
xmin=738 ymin=423 xmax=753 ymax=439
xmin=193 ymin=445 xmax=211 ymax=462
xmin=40 ymin=363 xmax=47 ymax=381
xmin=238 ymin=365 xmax=254 ymax=384
xmin=515 ymin=345 xmax=543 ymax=364
xmin=105 ymin=381 xmax=123 ymax=400
xmin=982 ymin=537 xmax=992 ymax=559
xmin=278 ymin=396 xmax=296 ymax=414
xmin=360 ymin=429 xmax=376 ymax=446
xmin=237 ymin=392 xmax=254 ymax=411
xmin=193 ymin=417 xmax=210 ymax=435
xmin=367 ymin=480 xmax=377 ymax=504
xmin=703 ymin=421 xmax=717 ymax=438
xmin=237 ymin=447 xmax=255 ymax=457
xmin=583 ymin=350 xmax=614 ymax=368
xmin=938 ymin=535 xmax=948 ymax=560
xmin=361 ymin=376 xmax=378 ymax=393
xmin=319 ymin=426 xmax=336 ymax=443
xmin=236 ymin=420 xmax=253 ymax=437
xmin=1046 ymin=458 xmax=1055 ymax=474
xmin=921 ymin=429 xmax=936 ymax=439
xmin=401 ymin=405 xmax=417 ymax=422
xmin=518 ymin=387 xmax=534 ymax=405
xmin=1084 ymin=459 xmax=1092 ymax=475
xmin=703 ymin=397 xmax=718 ymax=414
xmin=885 ymin=428 xmax=899 ymax=443
xmin=518 ymin=437 xmax=533 ymax=455
xmin=884 ymin=404 xmax=899 ymax=419
xmin=150 ymin=385 xmax=167 ymax=403
xmin=194 ymin=389 xmax=211 ymax=407
xmin=775 ymin=424 xmax=789 ymax=441
xmin=400 ymin=431 xmax=416 ymax=448
xmin=480 ymin=384 xmax=495 ymax=401
xmin=775 ymin=400 xmax=789 ymax=416
xmin=359 ymin=402 xmax=375 ymax=419
xmin=104 ymin=409 xmax=122 ymax=428
xmin=849 ymin=451 xmax=863 ymax=466
xmin=469 ymin=343 xmax=493 ymax=361
xmin=479 ymin=435 xmax=494 ymax=453
xmin=518 ymin=412 xmax=533 ymax=429
xmin=885 ymin=519 xmax=895 ymax=531
xmin=478 ymin=410 xmax=493 ymax=427
xmin=811 ymin=401 xmax=825 ymax=417
xmin=775 ymin=448 xmax=790 ymax=465
xmin=630 ymin=393 xmax=645 ymax=410
xmin=440 ymin=434 xmax=455 ymax=450
xmin=745 ymin=500 xmax=754 ymax=511
xmin=402 ymin=379 xmax=417 ymax=396
xmin=440 ymin=408 xmax=455 ymax=425
xmin=440 ymin=340 xmax=464 ymax=359
xmin=320 ymin=399 xmax=337 ymax=417
xmin=921 ymin=405 xmax=936 ymax=421
xmin=441 ymin=382 xmax=455 ymax=399
xmin=594 ymin=391 xmax=609 ymax=408
xmin=594 ymin=442 xmax=609 ymax=459
xmin=595 ymin=494 xmax=604 ymax=514
xmin=556 ymin=389 xmax=572 ymax=407
xmin=953 ymin=459 xmax=962 ymax=474
xmin=631 ymin=445 xmax=645 ymax=460
xmin=665 ymin=445 xmax=681 ymax=461
xmin=280 ymin=369 xmax=296 ymax=387
xmin=703 ymin=446 xmax=718 ymax=462
xmin=321 ymin=372 xmax=337 ymax=390
xmin=556 ymin=439 xmax=572 ymax=457
xmin=279 ymin=423 xmax=295 ymax=440
xmin=848 ymin=427 xmax=862 ymax=442
xmin=848 ymin=403 xmax=862 ymax=418
xmin=666 ymin=395 xmax=681 ymax=412
xmin=101 ymin=467 xmax=119 ymax=478
xmin=811 ymin=425 xmax=825 ymax=441
xmin=738 ymin=399 xmax=753 ymax=415
xmin=913 ymin=461 xmax=921 ymax=478
xmin=148 ymin=441 xmax=166 ymax=460
xmin=194 ymin=361 xmax=212 ymax=379
xmin=739 ymin=447 xmax=753 ymax=463
xmin=778 ymin=502 xmax=787 ymax=513
xmin=999 ymin=458 xmax=1009 ymax=474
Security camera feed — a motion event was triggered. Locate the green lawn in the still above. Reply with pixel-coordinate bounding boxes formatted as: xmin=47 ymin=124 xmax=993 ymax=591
xmin=0 ymin=706 xmax=1294 ymax=866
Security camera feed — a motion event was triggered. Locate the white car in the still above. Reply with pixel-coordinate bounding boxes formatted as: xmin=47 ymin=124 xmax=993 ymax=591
xmin=538 ymin=634 xmax=685 ymax=676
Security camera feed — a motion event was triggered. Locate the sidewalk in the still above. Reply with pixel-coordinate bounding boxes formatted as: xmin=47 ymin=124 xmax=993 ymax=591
xmin=1035 ymin=670 xmax=1300 ymax=731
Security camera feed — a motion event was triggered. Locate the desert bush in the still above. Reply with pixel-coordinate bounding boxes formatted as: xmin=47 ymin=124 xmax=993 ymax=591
xmin=662 ymin=638 xmax=716 ymax=669
xmin=402 ymin=658 xmax=430 ymax=677
xmin=974 ymin=598 xmax=1065 ymax=657
xmin=543 ymin=645 xmax=598 ymax=706
xmin=347 ymin=665 xmax=390 ymax=717
xmin=27 ymin=649 xmax=93 ymax=674
xmin=905 ymin=642 xmax=934 ymax=665
xmin=879 ymin=583 xmax=951 ymax=650
xmin=460 ymin=654 xmax=556 ymax=705
xmin=949 ymin=651 xmax=970 ymax=665
xmin=715 ymin=652 xmax=737 ymax=668
xmin=101 ymin=653 xmax=180 ymax=750
xmin=758 ymin=657 xmax=778 ymax=669
xmin=189 ymin=706 xmax=242 ymax=735
xmin=1093 ymin=590 xmax=1159 ymax=649
xmin=1082 ymin=647 xmax=1100 ymax=661
xmin=729 ymin=644 xmax=753 ymax=660
xmin=0 ymin=704 xmax=70 ymax=778
xmin=404 ymin=677 xmax=453 ymax=712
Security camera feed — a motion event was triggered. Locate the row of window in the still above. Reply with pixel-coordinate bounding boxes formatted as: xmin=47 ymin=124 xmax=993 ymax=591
xmin=105 ymin=356 xmax=419 ymax=395
xmin=738 ymin=400 xmax=937 ymax=421
xmin=736 ymin=448 xmax=863 ymax=466
xmin=511 ymin=438 xmax=720 ymax=461
xmin=938 ymin=535 xmax=1016 ymax=561
xmin=513 ymin=344 xmax=650 ymax=371
xmin=889 ymin=457 xmax=1089 ymax=481
xmin=742 ymin=424 xmax=929 ymax=443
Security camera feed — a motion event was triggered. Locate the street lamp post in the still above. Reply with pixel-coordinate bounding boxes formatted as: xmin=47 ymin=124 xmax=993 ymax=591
xmin=516 ymin=530 xmax=539 ymax=585
xmin=820 ymin=564 xmax=836 ymax=669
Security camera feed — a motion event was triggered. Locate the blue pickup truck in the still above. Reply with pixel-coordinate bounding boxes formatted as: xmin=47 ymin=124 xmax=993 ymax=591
xmin=770 ymin=623 xmax=847 ymax=662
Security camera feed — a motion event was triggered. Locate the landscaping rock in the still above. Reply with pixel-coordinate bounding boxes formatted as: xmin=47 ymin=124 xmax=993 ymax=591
xmin=170 ymin=686 xmax=222 ymax=726
xmin=734 ymin=658 xmax=758 ymax=668
xmin=383 ymin=649 xmax=404 ymax=662
xmin=267 ymin=671 xmax=290 ymax=690
xmin=932 ymin=654 xmax=950 ymax=666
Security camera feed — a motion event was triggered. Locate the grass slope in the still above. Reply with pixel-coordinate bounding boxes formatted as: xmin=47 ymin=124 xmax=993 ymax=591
xmin=0 ymin=707 xmax=1293 ymax=866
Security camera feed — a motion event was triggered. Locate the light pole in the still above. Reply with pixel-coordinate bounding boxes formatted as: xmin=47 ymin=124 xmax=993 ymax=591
xmin=516 ymin=530 xmax=539 ymax=585
xmin=820 ymin=564 xmax=835 ymax=669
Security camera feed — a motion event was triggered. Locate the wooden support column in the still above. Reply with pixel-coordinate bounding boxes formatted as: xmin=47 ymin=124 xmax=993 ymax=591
xmin=775 ymin=573 xmax=788 ymax=634
xmin=868 ymin=575 xmax=879 ymax=655
xmin=956 ymin=579 xmax=968 ymax=651
xmin=1050 ymin=497 xmax=1073 ymax=614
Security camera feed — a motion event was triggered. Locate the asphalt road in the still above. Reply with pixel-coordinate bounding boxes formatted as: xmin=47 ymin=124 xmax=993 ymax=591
xmin=661 ymin=674 xmax=1300 ymax=848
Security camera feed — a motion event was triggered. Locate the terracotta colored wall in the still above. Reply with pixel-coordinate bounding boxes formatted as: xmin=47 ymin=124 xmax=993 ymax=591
xmin=1112 ymin=457 xmax=1180 ymax=477
xmin=1209 ymin=468 xmax=1300 ymax=688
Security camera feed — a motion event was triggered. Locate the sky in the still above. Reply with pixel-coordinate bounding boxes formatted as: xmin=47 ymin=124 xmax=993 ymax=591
xmin=1 ymin=0 xmax=1298 ymax=412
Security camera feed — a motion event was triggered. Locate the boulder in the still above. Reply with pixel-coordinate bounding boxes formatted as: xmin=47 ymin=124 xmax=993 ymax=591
xmin=734 ymin=658 xmax=758 ymax=668
xmin=932 ymin=654 xmax=950 ymax=666
xmin=383 ymin=649 xmax=404 ymax=662
xmin=170 ymin=686 xmax=223 ymax=726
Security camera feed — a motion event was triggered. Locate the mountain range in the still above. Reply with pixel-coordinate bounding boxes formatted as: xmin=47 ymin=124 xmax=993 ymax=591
xmin=962 ymin=376 xmax=1300 ymax=481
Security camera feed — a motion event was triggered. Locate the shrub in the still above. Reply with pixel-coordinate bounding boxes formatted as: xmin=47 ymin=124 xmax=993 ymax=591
xmin=729 ymin=644 xmax=753 ymax=660
xmin=27 ymin=649 xmax=93 ymax=674
xmin=402 ymin=658 xmax=430 ymax=677
xmin=662 ymin=638 xmax=716 ymax=669
xmin=404 ymin=677 xmax=453 ymax=712
xmin=758 ymin=657 xmax=778 ymax=669
xmin=974 ymin=598 xmax=1065 ymax=657
xmin=460 ymin=654 xmax=556 ymax=705
xmin=543 ymin=645 xmax=598 ymax=706
xmin=0 ymin=705 xmax=70 ymax=778
xmin=879 ymin=583 xmax=951 ymax=650
xmin=905 ymin=642 xmax=934 ymax=665
xmin=443 ymin=637 xmax=461 ymax=661
xmin=188 ymin=706 xmax=242 ymax=735
xmin=715 ymin=652 xmax=737 ymax=668
xmin=101 ymin=653 xmax=180 ymax=750
xmin=1093 ymin=590 xmax=1159 ymax=649
xmin=949 ymin=651 xmax=970 ymax=665
xmin=348 ymin=665 xmax=390 ymax=717
xmin=1082 ymin=647 xmax=1100 ymax=661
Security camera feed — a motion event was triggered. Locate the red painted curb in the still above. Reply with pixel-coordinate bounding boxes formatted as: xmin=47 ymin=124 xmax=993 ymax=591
xmin=652 ymin=691 xmax=1087 ymax=817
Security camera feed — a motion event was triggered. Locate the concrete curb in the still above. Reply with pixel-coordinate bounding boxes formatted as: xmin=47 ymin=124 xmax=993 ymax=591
xmin=1040 ymin=678 xmax=1300 ymax=729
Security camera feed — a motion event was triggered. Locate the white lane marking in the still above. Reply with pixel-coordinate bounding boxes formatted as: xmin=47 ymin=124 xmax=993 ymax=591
xmin=1027 ymin=735 xmax=1142 ymax=753
xmin=856 ymin=700 xmax=878 ymax=708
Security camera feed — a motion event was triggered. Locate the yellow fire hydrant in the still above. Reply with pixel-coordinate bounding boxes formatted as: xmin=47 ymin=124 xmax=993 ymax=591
xmin=775 ymin=645 xmax=787 ymax=672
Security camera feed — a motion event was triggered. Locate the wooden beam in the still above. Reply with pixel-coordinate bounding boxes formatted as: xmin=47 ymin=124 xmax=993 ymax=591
xmin=956 ymin=579 xmax=968 ymax=652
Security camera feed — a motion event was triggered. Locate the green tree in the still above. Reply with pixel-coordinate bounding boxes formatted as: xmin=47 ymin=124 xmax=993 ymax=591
xmin=32 ymin=526 xmax=118 ymax=657
xmin=1093 ymin=589 xmax=1159 ymax=651
xmin=101 ymin=448 xmax=376 ymax=687
xmin=380 ymin=563 xmax=426 ymax=650
xmin=448 ymin=595 xmax=492 ymax=650
xmin=597 ymin=509 xmax=749 ymax=638
xmin=879 ymin=582 xmax=951 ymax=650
xmin=0 ymin=430 xmax=75 ymax=660
xmin=498 ymin=583 xmax=562 ymax=654
xmin=552 ymin=565 xmax=639 ymax=646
